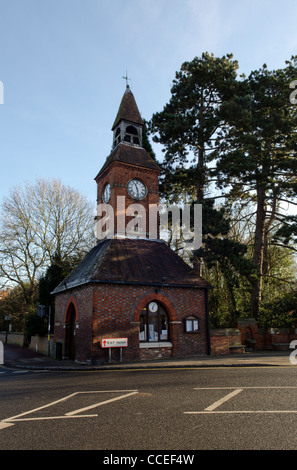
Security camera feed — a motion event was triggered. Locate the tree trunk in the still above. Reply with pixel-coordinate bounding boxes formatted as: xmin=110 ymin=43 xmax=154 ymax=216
xmin=262 ymin=191 xmax=277 ymax=278
xmin=250 ymin=185 xmax=267 ymax=318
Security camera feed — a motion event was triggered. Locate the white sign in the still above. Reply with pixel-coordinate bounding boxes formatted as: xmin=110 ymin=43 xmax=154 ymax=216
xmin=101 ymin=338 xmax=128 ymax=348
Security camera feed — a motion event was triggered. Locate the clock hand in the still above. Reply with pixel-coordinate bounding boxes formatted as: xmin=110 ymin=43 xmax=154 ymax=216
xmin=134 ymin=181 xmax=139 ymax=198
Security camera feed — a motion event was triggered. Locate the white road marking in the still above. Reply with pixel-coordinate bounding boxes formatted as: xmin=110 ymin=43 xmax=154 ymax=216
xmin=0 ymin=390 xmax=139 ymax=429
xmin=2 ymin=392 xmax=78 ymax=423
xmin=204 ymin=388 xmax=243 ymax=412
xmin=0 ymin=422 xmax=14 ymax=430
xmin=65 ymin=391 xmax=139 ymax=416
xmin=9 ymin=415 xmax=99 ymax=421
xmin=185 ymin=386 xmax=297 ymax=415
xmin=185 ymin=410 xmax=297 ymax=414
xmin=194 ymin=386 xmax=297 ymax=390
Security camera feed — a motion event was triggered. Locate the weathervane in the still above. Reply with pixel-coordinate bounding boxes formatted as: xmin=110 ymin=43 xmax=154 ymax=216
xmin=122 ymin=71 xmax=131 ymax=87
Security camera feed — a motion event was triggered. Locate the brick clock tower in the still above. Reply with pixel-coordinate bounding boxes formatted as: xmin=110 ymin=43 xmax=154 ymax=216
xmin=95 ymin=84 xmax=160 ymax=240
xmin=53 ymin=85 xmax=211 ymax=364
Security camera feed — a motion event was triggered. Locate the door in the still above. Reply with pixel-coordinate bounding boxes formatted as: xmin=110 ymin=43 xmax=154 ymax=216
xmin=65 ymin=303 xmax=77 ymax=360
xmin=69 ymin=308 xmax=76 ymax=360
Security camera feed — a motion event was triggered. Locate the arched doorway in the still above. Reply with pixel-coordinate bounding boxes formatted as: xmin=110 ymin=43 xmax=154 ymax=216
xmin=65 ymin=302 xmax=77 ymax=360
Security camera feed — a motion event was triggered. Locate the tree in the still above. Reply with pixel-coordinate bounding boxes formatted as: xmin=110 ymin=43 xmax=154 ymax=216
xmin=193 ymin=199 xmax=256 ymax=326
xmin=257 ymin=289 xmax=297 ymax=328
xmin=38 ymin=251 xmax=81 ymax=319
xmin=215 ymin=57 xmax=297 ymax=317
xmin=24 ymin=311 xmax=48 ymax=338
xmin=0 ymin=178 xmax=95 ymax=315
xmin=149 ymin=52 xmax=239 ymax=204
xmin=149 ymin=53 xmax=256 ymax=306
xmin=0 ymin=284 xmax=39 ymax=332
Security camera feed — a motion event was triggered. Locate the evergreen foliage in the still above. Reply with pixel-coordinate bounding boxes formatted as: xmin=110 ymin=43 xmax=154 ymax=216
xmin=150 ymin=53 xmax=297 ymax=326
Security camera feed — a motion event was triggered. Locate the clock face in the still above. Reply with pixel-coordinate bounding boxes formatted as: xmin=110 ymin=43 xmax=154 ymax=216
xmin=127 ymin=179 xmax=147 ymax=200
xmin=102 ymin=183 xmax=111 ymax=203
xmin=148 ymin=301 xmax=158 ymax=313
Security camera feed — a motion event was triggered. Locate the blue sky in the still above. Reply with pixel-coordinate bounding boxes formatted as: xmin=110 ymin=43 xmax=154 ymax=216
xmin=1 ymin=0 xmax=297 ymax=208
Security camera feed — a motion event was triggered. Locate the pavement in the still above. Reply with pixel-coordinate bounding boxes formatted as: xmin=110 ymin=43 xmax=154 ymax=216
xmin=1 ymin=343 xmax=296 ymax=370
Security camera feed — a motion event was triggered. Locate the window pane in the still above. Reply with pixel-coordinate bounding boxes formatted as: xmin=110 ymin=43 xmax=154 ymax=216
xmin=148 ymin=312 xmax=158 ymax=342
xmin=139 ymin=309 xmax=147 ymax=341
xmin=139 ymin=304 xmax=169 ymax=343
xmin=185 ymin=316 xmax=199 ymax=333
xmin=160 ymin=312 xmax=168 ymax=340
xmin=186 ymin=320 xmax=193 ymax=332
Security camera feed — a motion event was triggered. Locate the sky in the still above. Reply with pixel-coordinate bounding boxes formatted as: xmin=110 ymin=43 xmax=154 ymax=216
xmin=1 ymin=0 xmax=297 ymax=209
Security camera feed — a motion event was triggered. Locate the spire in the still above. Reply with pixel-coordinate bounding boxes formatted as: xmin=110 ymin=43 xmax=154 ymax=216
xmin=112 ymin=85 xmax=144 ymax=131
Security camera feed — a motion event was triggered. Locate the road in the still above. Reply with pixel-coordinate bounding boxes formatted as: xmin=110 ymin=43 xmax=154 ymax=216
xmin=1 ymin=364 xmax=297 ymax=452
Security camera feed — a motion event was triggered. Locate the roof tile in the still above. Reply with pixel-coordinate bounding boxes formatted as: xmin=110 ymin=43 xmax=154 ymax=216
xmin=52 ymin=238 xmax=210 ymax=293
xmin=112 ymin=85 xmax=144 ymax=130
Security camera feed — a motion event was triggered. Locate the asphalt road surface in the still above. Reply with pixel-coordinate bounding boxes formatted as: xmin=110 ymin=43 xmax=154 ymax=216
xmin=1 ymin=364 xmax=297 ymax=452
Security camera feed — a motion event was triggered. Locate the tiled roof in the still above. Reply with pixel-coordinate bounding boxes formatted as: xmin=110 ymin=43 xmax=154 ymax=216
xmin=52 ymin=238 xmax=210 ymax=294
xmin=112 ymin=85 xmax=144 ymax=130
xmin=95 ymin=143 xmax=160 ymax=178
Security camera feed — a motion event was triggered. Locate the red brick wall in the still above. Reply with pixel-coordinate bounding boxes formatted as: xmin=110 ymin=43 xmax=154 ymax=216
xmin=92 ymin=284 xmax=208 ymax=362
xmin=95 ymin=162 xmax=160 ymax=237
xmin=237 ymin=319 xmax=297 ymax=351
xmin=54 ymin=282 xmax=209 ymax=363
xmin=210 ymin=329 xmax=243 ymax=355
xmin=210 ymin=332 xmax=229 ymax=355
xmin=54 ymin=286 xmax=93 ymax=362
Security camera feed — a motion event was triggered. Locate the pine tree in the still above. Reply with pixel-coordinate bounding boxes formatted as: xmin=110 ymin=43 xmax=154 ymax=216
xmin=215 ymin=57 xmax=297 ymax=317
xmin=149 ymin=52 xmax=239 ymax=203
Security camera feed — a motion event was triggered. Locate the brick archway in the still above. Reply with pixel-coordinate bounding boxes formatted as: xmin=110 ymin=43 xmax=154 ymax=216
xmin=132 ymin=292 xmax=179 ymax=323
xmin=64 ymin=297 xmax=78 ymax=360
xmin=64 ymin=296 xmax=79 ymax=323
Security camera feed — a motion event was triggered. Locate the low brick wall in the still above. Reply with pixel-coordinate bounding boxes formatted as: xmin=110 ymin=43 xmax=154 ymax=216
xmin=237 ymin=319 xmax=297 ymax=351
xmin=3 ymin=323 xmax=296 ymax=359
xmin=0 ymin=332 xmax=55 ymax=356
xmin=210 ymin=329 xmax=245 ymax=355
xmin=28 ymin=335 xmax=55 ymax=356
xmin=0 ymin=332 xmax=24 ymax=347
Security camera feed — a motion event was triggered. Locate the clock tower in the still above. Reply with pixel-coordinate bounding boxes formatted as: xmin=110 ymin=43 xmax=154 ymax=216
xmin=95 ymin=84 xmax=160 ymax=240
xmin=53 ymin=83 xmax=211 ymax=364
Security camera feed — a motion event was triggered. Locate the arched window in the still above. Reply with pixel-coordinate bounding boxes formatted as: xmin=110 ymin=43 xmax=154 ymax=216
xmin=114 ymin=127 xmax=121 ymax=148
xmin=126 ymin=125 xmax=138 ymax=135
xmin=124 ymin=125 xmax=140 ymax=145
xmin=139 ymin=302 xmax=169 ymax=342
